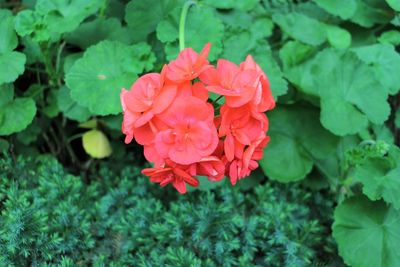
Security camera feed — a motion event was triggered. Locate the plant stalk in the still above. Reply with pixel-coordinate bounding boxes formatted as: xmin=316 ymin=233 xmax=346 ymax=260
xmin=179 ymin=1 xmax=196 ymax=51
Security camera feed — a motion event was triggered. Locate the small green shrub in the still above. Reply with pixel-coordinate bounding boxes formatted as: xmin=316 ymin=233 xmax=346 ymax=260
xmin=0 ymin=154 xmax=341 ymax=266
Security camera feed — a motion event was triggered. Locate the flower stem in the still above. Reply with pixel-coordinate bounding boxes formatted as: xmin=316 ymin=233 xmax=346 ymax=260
xmin=211 ymin=95 xmax=223 ymax=105
xmin=179 ymin=0 xmax=196 ymax=51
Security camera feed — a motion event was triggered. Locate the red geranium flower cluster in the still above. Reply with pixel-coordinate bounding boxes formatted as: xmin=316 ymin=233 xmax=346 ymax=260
xmin=121 ymin=43 xmax=275 ymax=194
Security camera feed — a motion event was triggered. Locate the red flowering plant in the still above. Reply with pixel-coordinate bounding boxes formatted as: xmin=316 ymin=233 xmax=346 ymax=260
xmin=120 ymin=43 xmax=275 ymax=193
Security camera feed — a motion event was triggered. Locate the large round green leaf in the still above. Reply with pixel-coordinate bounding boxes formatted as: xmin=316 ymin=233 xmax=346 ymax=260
xmin=351 ymin=0 xmax=392 ymax=28
xmin=354 ymin=44 xmax=400 ymax=95
xmin=333 ymin=196 xmax=400 ymax=267
xmin=326 ymin=25 xmax=352 ymax=49
xmin=355 ymin=160 xmax=400 ymax=209
xmin=57 ymin=86 xmax=91 ymax=122
xmin=272 ymin=13 xmax=326 ymax=46
xmin=378 ymin=30 xmax=400 ymax=46
xmin=0 ymin=9 xmax=18 ymax=53
xmin=15 ymin=0 xmax=102 ymax=42
xmin=161 ymin=6 xmax=224 ymax=61
xmin=386 ymin=0 xmax=400 ymax=11
xmin=203 ymin=0 xmax=258 ymax=11
xmin=125 ymin=0 xmax=182 ymax=41
xmin=65 ymin=40 xmax=155 ymax=115
xmin=0 ymin=52 xmax=26 ymax=85
xmin=65 ymin=18 xmax=130 ymax=49
xmin=352 ymin=146 xmax=400 ymax=209
xmin=313 ymin=50 xmax=390 ymax=136
xmin=314 ymin=0 xmax=357 ymax=19
xmin=261 ymin=134 xmax=313 ymax=182
xmin=260 ymin=105 xmax=338 ymax=182
xmin=0 ymin=84 xmax=14 ymax=106
xmin=0 ymin=97 xmax=36 ymax=136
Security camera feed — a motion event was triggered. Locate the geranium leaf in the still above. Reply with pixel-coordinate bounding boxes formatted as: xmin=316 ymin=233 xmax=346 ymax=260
xmin=204 ymin=0 xmax=258 ymax=11
xmin=15 ymin=0 xmax=102 ymax=42
xmin=0 ymin=97 xmax=36 ymax=136
xmin=378 ymin=30 xmax=400 ymax=45
xmin=125 ymin=0 xmax=182 ymax=42
xmin=260 ymin=105 xmax=338 ymax=182
xmin=65 ymin=40 xmax=155 ymax=115
xmin=0 ymin=84 xmax=14 ymax=107
xmin=57 ymin=86 xmax=91 ymax=122
xmin=353 ymin=44 xmax=400 ymax=95
xmin=156 ymin=19 xmax=179 ymax=43
xmin=16 ymin=121 xmax=41 ymax=145
xmin=0 ymin=9 xmax=18 ymax=53
xmin=386 ymin=0 xmax=400 ymax=11
xmin=333 ymin=195 xmax=400 ymax=267
xmin=313 ymin=49 xmax=390 ymax=135
xmin=314 ymin=0 xmax=357 ymax=19
xmin=352 ymin=145 xmax=400 ymax=209
xmin=261 ymin=134 xmax=313 ymax=182
xmin=0 ymin=52 xmax=26 ymax=85
xmin=325 ymin=25 xmax=352 ymax=49
xmin=272 ymin=12 xmax=326 ymax=46
xmin=160 ymin=6 xmax=224 ymax=61
xmin=65 ymin=18 xmax=131 ymax=49
xmin=351 ymin=0 xmax=392 ymax=28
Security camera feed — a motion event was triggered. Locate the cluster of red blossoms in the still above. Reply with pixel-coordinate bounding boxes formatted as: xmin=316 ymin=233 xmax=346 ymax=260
xmin=120 ymin=43 xmax=275 ymax=194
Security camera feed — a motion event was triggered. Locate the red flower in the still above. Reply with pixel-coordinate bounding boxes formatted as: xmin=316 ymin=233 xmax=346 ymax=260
xmin=219 ymin=104 xmax=268 ymax=161
xmin=227 ymin=136 xmax=270 ymax=185
xmin=166 ymin=43 xmax=212 ymax=83
xmin=142 ymin=162 xmax=199 ymax=194
xmin=199 ymin=59 xmax=241 ymax=96
xmin=120 ymin=67 xmax=177 ymax=144
xmin=240 ymin=55 xmax=275 ymax=112
xmin=154 ymin=96 xmax=219 ymax=165
xmin=200 ymin=56 xmax=275 ymax=111
xmin=121 ymin=42 xmax=275 ymax=193
xmin=193 ymin=156 xmax=225 ymax=182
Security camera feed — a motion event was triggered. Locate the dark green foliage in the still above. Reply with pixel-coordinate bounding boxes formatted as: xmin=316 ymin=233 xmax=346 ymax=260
xmin=0 ymin=154 xmax=340 ymax=266
xmin=0 ymin=0 xmax=398 ymax=266
xmin=0 ymin=155 xmax=95 ymax=266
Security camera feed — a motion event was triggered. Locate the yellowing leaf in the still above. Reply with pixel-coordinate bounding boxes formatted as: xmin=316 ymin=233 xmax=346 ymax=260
xmin=82 ymin=130 xmax=112 ymax=159
xmin=79 ymin=119 xmax=97 ymax=129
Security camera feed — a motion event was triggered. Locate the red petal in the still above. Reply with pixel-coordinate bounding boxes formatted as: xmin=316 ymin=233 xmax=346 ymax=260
xmin=134 ymin=110 xmax=154 ymax=128
xmin=173 ymin=179 xmax=187 ymax=194
xmin=224 ymin=134 xmax=235 ymax=162
xmin=193 ymin=42 xmax=211 ymax=71
xmin=152 ymin=85 xmax=177 ymax=114
xmin=192 ymin=82 xmax=209 ymax=102
xmin=229 ymin=161 xmax=238 ymax=185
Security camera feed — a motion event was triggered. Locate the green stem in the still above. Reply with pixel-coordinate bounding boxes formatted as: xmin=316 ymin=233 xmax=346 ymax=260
xmin=55 ymin=41 xmax=66 ymax=83
xmin=211 ymin=95 xmax=223 ymax=105
xmin=179 ymin=0 xmax=196 ymax=51
xmin=99 ymin=0 xmax=108 ymax=18
xmin=42 ymin=132 xmax=57 ymax=156
xmin=359 ymin=139 xmax=376 ymax=147
xmin=67 ymin=133 xmax=85 ymax=143
xmin=26 ymin=66 xmax=47 ymax=74
xmin=41 ymin=43 xmax=58 ymax=87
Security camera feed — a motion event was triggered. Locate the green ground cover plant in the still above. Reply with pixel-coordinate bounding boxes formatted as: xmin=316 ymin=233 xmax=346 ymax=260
xmin=0 ymin=154 xmax=341 ymax=266
xmin=0 ymin=0 xmax=399 ymax=266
